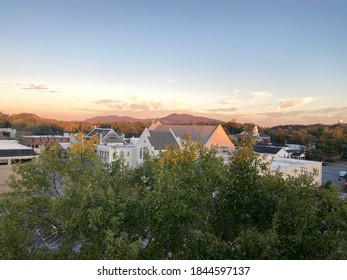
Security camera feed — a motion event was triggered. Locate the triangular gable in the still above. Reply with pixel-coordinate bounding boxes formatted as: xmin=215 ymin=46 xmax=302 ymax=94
xmin=103 ymin=130 xmax=123 ymax=143
xmin=205 ymin=124 xmax=234 ymax=149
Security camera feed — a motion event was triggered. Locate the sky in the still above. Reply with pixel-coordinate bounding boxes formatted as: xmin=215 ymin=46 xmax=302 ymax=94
xmin=0 ymin=0 xmax=346 ymax=126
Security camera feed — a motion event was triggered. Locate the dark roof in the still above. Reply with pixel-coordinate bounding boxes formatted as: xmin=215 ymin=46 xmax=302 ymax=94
xmin=258 ymin=131 xmax=270 ymax=138
xmin=0 ymin=149 xmax=37 ymax=158
xmin=154 ymin=125 xmax=218 ymax=144
xmin=148 ymin=131 xmax=179 ymax=150
xmin=286 ymin=149 xmax=302 ymax=154
xmin=291 ymin=152 xmax=304 ymax=157
xmin=253 ymin=145 xmax=282 ymax=154
xmin=104 ymin=136 xmax=123 ymax=143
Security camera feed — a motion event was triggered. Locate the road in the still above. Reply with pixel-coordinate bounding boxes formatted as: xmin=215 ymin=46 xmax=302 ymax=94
xmin=0 ymin=165 xmax=13 ymax=194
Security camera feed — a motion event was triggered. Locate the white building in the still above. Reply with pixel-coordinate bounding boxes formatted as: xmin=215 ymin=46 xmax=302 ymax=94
xmin=97 ymin=137 xmax=138 ymax=167
xmin=96 ymin=122 xmax=235 ymax=168
xmin=253 ymin=144 xmax=319 ymax=184
xmin=272 ymin=158 xmax=322 ymax=186
xmin=135 ymin=127 xmax=179 ymax=166
xmin=254 ymin=145 xmax=290 ymax=159
xmin=92 ymin=128 xmax=137 ymax=166
xmin=254 ymin=144 xmax=305 ymax=160
xmin=149 ymin=121 xmax=234 ymax=156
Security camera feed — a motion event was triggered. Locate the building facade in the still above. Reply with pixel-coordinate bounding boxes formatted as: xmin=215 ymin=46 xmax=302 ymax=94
xmin=96 ymin=122 xmax=235 ymax=168
xmin=0 ymin=140 xmax=38 ymax=165
xmin=21 ymin=135 xmax=70 ymax=148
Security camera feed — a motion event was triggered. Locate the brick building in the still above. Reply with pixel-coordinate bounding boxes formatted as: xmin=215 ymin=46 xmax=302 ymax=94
xmin=21 ymin=135 xmax=70 ymax=148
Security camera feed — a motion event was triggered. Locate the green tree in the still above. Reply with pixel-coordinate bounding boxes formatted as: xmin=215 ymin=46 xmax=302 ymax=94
xmin=1 ymin=135 xmax=112 ymax=259
xmin=213 ymin=141 xmax=347 ymax=259
xmin=134 ymin=137 xmax=228 ymax=259
xmin=1 ymin=136 xmax=347 ymax=260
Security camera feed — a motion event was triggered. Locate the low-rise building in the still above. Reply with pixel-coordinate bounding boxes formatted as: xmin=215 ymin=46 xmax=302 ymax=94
xmin=21 ymin=135 xmax=70 ymax=148
xmin=149 ymin=121 xmax=234 ymax=156
xmin=96 ymin=122 xmax=235 ymax=168
xmin=254 ymin=145 xmax=291 ymax=159
xmin=97 ymin=137 xmax=138 ymax=167
xmin=0 ymin=128 xmax=16 ymax=139
xmin=135 ymin=128 xmax=179 ymax=166
xmin=0 ymin=140 xmax=38 ymax=165
xmin=271 ymin=158 xmax=322 ymax=185
xmin=87 ymin=128 xmax=124 ymax=144
xmin=254 ymin=144 xmax=306 ymax=160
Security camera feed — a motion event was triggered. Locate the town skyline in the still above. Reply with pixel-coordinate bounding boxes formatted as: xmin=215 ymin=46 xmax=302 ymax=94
xmin=1 ymin=0 xmax=346 ymax=127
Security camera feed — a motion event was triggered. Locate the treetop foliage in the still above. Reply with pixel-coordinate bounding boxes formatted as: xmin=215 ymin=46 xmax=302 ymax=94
xmin=1 ymin=123 xmax=347 ymax=260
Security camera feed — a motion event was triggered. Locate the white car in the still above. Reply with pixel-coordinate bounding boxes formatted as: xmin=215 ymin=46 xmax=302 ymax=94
xmin=339 ymin=171 xmax=347 ymax=177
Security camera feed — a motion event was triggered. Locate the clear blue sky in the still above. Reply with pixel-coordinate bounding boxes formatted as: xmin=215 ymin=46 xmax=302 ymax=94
xmin=1 ymin=0 xmax=346 ymax=126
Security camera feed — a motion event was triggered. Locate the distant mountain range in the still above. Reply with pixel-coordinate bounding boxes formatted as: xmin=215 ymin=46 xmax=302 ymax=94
xmin=84 ymin=113 xmax=223 ymax=125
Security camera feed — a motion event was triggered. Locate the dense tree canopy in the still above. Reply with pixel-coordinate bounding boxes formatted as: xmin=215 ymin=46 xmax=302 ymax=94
xmin=263 ymin=124 xmax=347 ymax=160
xmin=0 ymin=112 xmax=149 ymax=137
xmin=1 ymin=135 xmax=347 ymax=260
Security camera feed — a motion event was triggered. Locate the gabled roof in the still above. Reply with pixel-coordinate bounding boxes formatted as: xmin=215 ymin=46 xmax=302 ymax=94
xmin=87 ymin=128 xmax=112 ymax=138
xmin=153 ymin=125 xmax=218 ymax=145
xmin=87 ymin=128 xmax=123 ymax=143
xmin=103 ymin=130 xmax=123 ymax=144
xmin=147 ymin=131 xmax=179 ymax=150
xmin=254 ymin=145 xmax=283 ymax=155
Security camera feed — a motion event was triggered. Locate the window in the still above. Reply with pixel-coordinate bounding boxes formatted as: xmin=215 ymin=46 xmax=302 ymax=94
xmin=143 ymin=147 xmax=149 ymax=157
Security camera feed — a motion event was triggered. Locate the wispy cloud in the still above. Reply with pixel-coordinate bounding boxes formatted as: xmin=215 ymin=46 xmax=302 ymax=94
xmin=20 ymin=83 xmax=49 ymax=91
xmin=202 ymin=107 xmax=239 ymax=113
xmin=218 ymin=98 xmax=238 ymax=105
xmin=250 ymin=91 xmax=273 ymax=101
xmin=257 ymin=105 xmax=347 ymax=124
xmin=0 ymin=79 xmax=59 ymax=93
xmin=311 ymin=106 xmax=347 ymax=117
xmin=92 ymin=97 xmax=165 ymax=112
xmin=277 ymin=97 xmax=315 ymax=111
xmin=92 ymin=99 xmax=123 ymax=110
xmin=162 ymin=76 xmax=177 ymax=83
xmin=216 ymin=94 xmax=242 ymax=106
xmin=258 ymin=110 xmax=307 ymax=118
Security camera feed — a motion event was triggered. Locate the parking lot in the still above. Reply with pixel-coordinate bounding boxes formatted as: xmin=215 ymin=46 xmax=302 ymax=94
xmin=322 ymin=161 xmax=347 ymax=188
